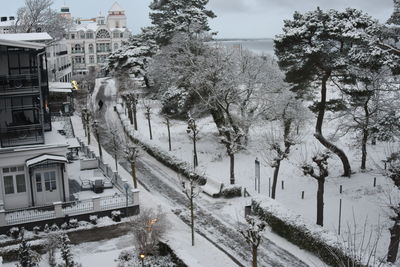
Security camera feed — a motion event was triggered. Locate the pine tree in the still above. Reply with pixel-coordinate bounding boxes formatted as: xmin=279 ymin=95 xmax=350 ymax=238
xmin=387 ymin=0 xmax=400 ymax=25
xmin=17 ymin=230 xmax=40 ymax=267
xmin=148 ymin=0 xmax=216 ymax=46
xmin=58 ymin=233 xmax=79 ymax=267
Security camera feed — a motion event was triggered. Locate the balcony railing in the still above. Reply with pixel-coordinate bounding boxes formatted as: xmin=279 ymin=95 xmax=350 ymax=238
xmin=0 ymin=124 xmax=44 ymax=148
xmin=0 ymin=74 xmax=40 ymax=95
xmin=71 ymin=49 xmax=85 ymax=54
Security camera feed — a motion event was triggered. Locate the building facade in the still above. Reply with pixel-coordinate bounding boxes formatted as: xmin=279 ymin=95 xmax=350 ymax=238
xmin=0 ymin=37 xmax=69 ymax=210
xmin=65 ymin=2 xmax=131 ymax=75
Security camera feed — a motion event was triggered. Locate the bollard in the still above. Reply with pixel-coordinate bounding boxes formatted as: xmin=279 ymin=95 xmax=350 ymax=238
xmin=373 ymin=177 xmax=376 ymax=187
xmin=301 ymin=191 xmax=304 ymax=199
xmin=281 ymin=180 xmax=284 ymax=190
xmin=340 ymin=185 xmax=342 ymax=194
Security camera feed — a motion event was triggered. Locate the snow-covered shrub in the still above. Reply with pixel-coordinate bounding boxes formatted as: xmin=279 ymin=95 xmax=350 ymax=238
xmin=160 ymin=87 xmax=190 ymax=118
xmin=111 ymin=210 xmax=121 ymax=222
xmin=9 ymin=227 xmax=20 ymax=239
xmin=69 ymin=219 xmax=78 ymax=229
xmin=61 ymin=223 xmax=68 ymax=230
xmin=251 ymin=198 xmax=360 ymax=267
xmin=44 ymin=224 xmax=50 ymax=233
xmin=115 ymin=250 xmax=178 ymax=267
xmin=50 ymin=224 xmax=59 ymax=232
xmin=89 ymin=215 xmax=98 ymax=225
xmin=221 ymin=186 xmax=242 ymax=198
xmin=32 ymin=226 xmax=40 ymax=235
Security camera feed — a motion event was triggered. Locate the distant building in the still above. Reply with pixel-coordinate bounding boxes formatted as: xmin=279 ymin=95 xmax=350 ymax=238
xmin=65 ymin=2 xmax=131 ymax=75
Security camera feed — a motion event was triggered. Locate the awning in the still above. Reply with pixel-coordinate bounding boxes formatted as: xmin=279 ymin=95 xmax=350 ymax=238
xmin=26 ymin=154 xmax=68 ymax=167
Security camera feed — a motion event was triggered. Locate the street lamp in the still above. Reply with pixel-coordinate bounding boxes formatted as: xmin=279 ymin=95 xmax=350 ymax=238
xmin=124 ymin=183 xmax=129 ymax=217
xmin=139 ymin=253 xmax=145 ymax=267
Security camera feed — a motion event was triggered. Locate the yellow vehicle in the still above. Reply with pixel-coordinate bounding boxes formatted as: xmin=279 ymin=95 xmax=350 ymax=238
xmin=71 ymin=80 xmax=79 ymax=90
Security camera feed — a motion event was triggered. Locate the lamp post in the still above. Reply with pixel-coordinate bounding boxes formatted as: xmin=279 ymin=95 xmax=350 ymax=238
xmin=139 ymin=253 xmax=145 ymax=267
xmin=124 ymin=183 xmax=129 ymax=217
xmin=92 ymin=120 xmax=102 ymax=160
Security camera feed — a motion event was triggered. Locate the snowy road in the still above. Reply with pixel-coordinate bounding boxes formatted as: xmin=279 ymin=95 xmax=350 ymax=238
xmin=91 ymin=78 xmax=311 ymax=267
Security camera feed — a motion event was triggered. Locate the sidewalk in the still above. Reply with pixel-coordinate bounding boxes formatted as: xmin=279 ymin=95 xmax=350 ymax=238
xmin=71 ymin=115 xmax=239 ymax=267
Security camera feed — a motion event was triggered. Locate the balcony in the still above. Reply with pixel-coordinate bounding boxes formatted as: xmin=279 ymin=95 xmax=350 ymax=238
xmin=71 ymin=49 xmax=85 ymax=54
xmin=0 ymin=74 xmax=40 ymax=96
xmin=96 ymin=49 xmax=111 ymax=53
xmin=0 ymin=124 xmax=44 ymax=148
xmin=56 ymin=50 xmax=68 ymax=56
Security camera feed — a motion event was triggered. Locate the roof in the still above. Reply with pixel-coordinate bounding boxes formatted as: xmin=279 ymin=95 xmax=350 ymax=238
xmin=0 ymin=20 xmax=15 ymax=27
xmin=109 ymin=2 xmax=124 ymax=12
xmin=49 ymin=82 xmax=73 ymax=93
xmin=0 ymin=32 xmax=52 ymax=42
xmin=26 ymin=154 xmax=68 ymax=167
xmin=0 ymin=38 xmax=45 ymax=49
xmin=72 ymin=22 xmax=99 ymax=32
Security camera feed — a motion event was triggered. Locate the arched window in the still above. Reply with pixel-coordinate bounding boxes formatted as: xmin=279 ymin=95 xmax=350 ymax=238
xmin=114 ymin=43 xmax=119 ymax=51
xmin=96 ymin=29 xmax=110 ymax=39
xmin=88 ymin=44 xmax=94 ymax=53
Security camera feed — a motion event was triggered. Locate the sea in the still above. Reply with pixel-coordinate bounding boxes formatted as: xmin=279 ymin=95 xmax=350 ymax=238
xmin=213 ymin=38 xmax=275 ymax=56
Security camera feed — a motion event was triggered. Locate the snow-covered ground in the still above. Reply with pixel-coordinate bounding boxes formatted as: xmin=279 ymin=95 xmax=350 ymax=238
xmin=108 ymin=77 xmax=398 ymax=262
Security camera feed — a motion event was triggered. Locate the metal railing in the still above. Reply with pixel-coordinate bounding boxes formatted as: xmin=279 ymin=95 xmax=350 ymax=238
xmin=0 ymin=73 xmax=40 ymax=94
xmin=0 ymin=124 xmax=44 ymax=147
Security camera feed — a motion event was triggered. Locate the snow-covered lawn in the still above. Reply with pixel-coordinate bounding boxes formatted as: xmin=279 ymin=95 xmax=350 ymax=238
xmin=114 ymin=80 xmax=398 ymax=260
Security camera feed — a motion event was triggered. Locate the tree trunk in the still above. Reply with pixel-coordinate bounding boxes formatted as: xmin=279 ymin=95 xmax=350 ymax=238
xmin=87 ymin=125 xmax=91 ymax=145
xmin=143 ymin=75 xmax=151 ymax=89
xmin=131 ymin=162 xmax=137 ymax=189
xmin=193 ymin=136 xmax=198 ymax=167
xmin=387 ymin=218 xmax=400 ymax=263
xmin=316 ymin=178 xmax=325 ymax=226
xmin=128 ymin=106 xmax=133 ymax=125
xmin=97 ymin=133 xmax=102 ymax=160
xmin=230 ymin=153 xmax=235 ymax=184
xmin=133 ymin=108 xmax=138 ymax=131
xmin=167 ymin=119 xmax=171 ymax=151
xmin=190 ymin=195 xmax=195 ymax=246
xmin=147 ymin=117 xmax=152 ymax=140
xmin=271 ymin=161 xmax=281 ymax=199
xmin=114 ymin=154 xmax=118 ymax=172
xmin=252 ymin=245 xmax=258 ymax=267
xmin=361 ymin=99 xmax=370 ymax=170
xmin=315 ymin=72 xmax=351 ymax=177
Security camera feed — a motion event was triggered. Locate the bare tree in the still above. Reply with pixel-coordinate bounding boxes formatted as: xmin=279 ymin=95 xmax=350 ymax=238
xmin=238 ymin=216 xmax=267 ymax=267
xmin=81 ymin=108 xmax=92 ymax=145
xmin=107 ymin=124 xmax=124 ymax=172
xmin=163 ymin=116 xmax=172 ymax=151
xmin=124 ymin=145 xmax=139 ymax=189
xmin=301 ymin=151 xmax=330 ymax=226
xmin=186 ymin=114 xmax=199 ymax=168
xmin=180 ymin=174 xmax=202 ymax=246
xmin=124 ymin=93 xmax=139 ymax=130
xmin=92 ymin=120 xmax=103 ymax=160
xmin=131 ymin=207 xmax=167 ymax=255
xmin=143 ymin=100 xmax=153 ymax=140
xmin=13 ymin=0 xmax=71 ymax=39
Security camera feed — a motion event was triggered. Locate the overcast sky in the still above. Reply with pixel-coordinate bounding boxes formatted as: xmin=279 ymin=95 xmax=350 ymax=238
xmin=0 ymin=0 xmax=395 ymax=38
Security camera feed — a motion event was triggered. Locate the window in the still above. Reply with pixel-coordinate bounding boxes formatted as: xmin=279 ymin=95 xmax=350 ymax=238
xmin=71 ymin=34 xmax=75 ymax=39
xmin=3 ymin=165 xmax=25 ymax=194
xmin=89 ymin=55 xmax=94 ymax=64
xmin=113 ymin=31 xmax=120 ymax=39
xmin=44 ymin=171 xmax=56 ymax=191
xmin=114 ymin=43 xmax=119 ymax=51
xmin=36 ymin=173 xmax=42 ymax=192
xmin=86 ymin=32 xmax=94 ymax=39
xmin=88 ymin=44 xmax=94 ymax=54
xmin=79 ymin=31 xmax=85 ymax=39
xmin=16 ymin=174 xmax=26 ymax=193
xmin=4 ymin=176 xmax=14 ymax=194
xmin=96 ymin=29 xmax=110 ymax=39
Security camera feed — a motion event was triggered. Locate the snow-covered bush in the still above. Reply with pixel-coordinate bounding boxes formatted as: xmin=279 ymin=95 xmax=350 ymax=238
xmin=50 ymin=224 xmax=59 ymax=232
xmin=61 ymin=223 xmax=68 ymax=230
xmin=9 ymin=227 xmax=20 ymax=239
xmin=111 ymin=210 xmax=121 ymax=222
xmin=68 ymin=219 xmax=78 ymax=229
xmin=115 ymin=250 xmax=178 ymax=267
xmin=32 ymin=226 xmax=40 ymax=235
xmin=89 ymin=215 xmax=98 ymax=225
xmin=44 ymin=224 xmax=50 ymax=233
xmin=221 ymin=186 xmax=242 ymax=198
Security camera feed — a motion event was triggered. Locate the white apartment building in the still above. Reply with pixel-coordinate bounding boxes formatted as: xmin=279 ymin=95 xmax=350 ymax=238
xmin=64 ymin=2 xmax=131 ymax=75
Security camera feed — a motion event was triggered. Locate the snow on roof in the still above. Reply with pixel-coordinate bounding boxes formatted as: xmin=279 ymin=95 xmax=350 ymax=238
xmin=109 ymin=2 xmax=124 ymax=12
xmin=0 ymin=38 xmax=45 ymax=50
xmin=26 ymin=154 xmax=67 ymax=167
xmin=0 ymin=20 xmax=15 ymax=27
xmin=49 ymin=88 xmax=72 ymax=93
xmin=67 ymin=138 xmax=80 ymax=149
xmin=0 ymin=32 xmax=52 ymax=42
xmin=49 ymin=82 xmax=73 ymax=91
xmin=73 ymin=22 xmax=99 ymax=32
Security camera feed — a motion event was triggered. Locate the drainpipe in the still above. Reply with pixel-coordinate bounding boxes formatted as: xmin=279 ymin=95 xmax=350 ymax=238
xmin=29 ymin=168 xmax=35 ymax=207
xmin=61 ymin=164 xmax=66 ymax=202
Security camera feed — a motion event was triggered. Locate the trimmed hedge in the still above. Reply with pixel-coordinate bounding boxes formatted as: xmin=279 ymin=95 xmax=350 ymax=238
xmin=221 ymin=186 xmax=242 ymax=198
xmin=117 ymin=104 xmax=207 ymax=185
xmin=251 ymin=199 xmax=365 ymax=267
